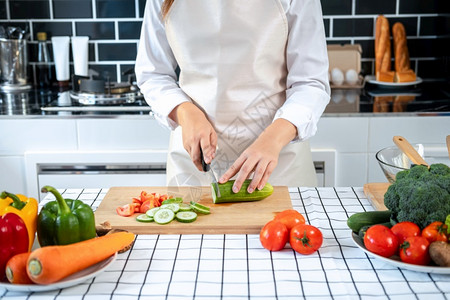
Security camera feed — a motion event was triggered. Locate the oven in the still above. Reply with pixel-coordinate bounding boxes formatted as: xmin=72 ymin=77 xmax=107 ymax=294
xmin=24 ymin=150 xmax=168 ymax=200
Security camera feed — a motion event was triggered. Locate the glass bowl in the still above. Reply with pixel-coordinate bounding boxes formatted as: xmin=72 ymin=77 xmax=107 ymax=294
xmin=376 ymin=143 xmax=450 ymax=183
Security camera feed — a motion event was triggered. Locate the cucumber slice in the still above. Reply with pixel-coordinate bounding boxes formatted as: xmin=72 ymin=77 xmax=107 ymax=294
xmin=146 ymin=207 xmax=160 ymax=218
xmin=190 ymin=203 xmax=211 ymax=215
xmin=160 ymin=203 xmax=180 ymax=213
xmin=190 ymin=201 xmax=210 ymax=212
xmin=162 ymin=197 xmax=183 ymax=205
xmin=176 ymin=211 xmax=197 ymax=223
xmin=136 ymin=213 xmax=154 ymax=223
xmin=153 ymin=208 xmax=175 ymax=224
xmin=179 ymin=203 xmax=192 ymax=212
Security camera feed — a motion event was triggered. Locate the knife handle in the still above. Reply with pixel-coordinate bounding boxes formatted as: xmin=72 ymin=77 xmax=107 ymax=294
xmin=199 ymin=148 xmax=209 ymax=172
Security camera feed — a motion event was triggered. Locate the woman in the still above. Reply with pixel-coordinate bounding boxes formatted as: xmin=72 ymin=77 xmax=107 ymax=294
xmin=136 ymin=0 xmax=330 ymax=193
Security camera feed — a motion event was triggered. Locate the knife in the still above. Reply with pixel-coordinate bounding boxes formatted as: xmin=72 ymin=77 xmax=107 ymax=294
xmin=200 ymin=149 xmax=221 ymax=198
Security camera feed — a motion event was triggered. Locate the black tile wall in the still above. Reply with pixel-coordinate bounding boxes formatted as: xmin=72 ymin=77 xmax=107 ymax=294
xmin=76 ymin=22 xmax=115 ymax=40
xmin=96 ymin=0 xmax=135 ymax=18
xmin=0 ymin=0 xmax=448 ymax=86
xmin=10 ymin=0 xmax=50 ymax=19
xmin=0 ymin=1 xmax=6 ymax=19
xmin=355 ymin=0 xmax=396 ymax=15
xmin=53 ymin=0 xmax=92 ymax=19
xmin=119 ymin=21 xmax=142 ymax=40
xmin=321 ymin=0 xmax=352 ymax=16
xmin=333 ymin=18 xmax=373 ymax=37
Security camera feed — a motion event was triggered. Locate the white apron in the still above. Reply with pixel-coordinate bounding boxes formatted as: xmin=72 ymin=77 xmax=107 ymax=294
xmin=164 ymin=0 xmax=317 ymax=187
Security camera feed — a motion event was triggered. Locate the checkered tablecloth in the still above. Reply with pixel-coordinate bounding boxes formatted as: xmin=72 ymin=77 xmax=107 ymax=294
xmin=1 ymin=187 xmax=449 ymax=299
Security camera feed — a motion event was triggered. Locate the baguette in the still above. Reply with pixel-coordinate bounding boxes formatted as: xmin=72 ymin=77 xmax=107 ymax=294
xmin=394 ymin=69 xmax=417 ymax=83
xmin=392 ymin=22 xmax=416 ymax=82
xmin=375 ymin=15 xmax=392 ymax=82
xmin=377 ymin=71 xmax=395 ymax=83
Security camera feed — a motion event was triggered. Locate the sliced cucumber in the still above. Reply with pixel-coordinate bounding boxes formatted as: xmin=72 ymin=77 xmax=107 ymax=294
xmin=136 ymin=213 xmax=154 ymax=223
xmin=190 ymin=201 xmax=210 ymax=212
xmin=160 ymin=203 xmax=180 ymax=213
xmin=153 ymin=208 xmax=175 ymax=224
xmin=162 ymin=197 xmax=183 ymax=205
xmin=146 ymin=207 xmax=160 ymax=218
xmin=190 ymin=203 xmax=211 ymax=215
xmin=176 ymin=211 xmax=198 ymax=223
xmin=179 ymin=203 xmax=192 ymax=212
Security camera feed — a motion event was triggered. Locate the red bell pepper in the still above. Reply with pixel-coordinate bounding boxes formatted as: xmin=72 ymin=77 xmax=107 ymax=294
xmin=0 ymin=213 xmax=29 ymax=281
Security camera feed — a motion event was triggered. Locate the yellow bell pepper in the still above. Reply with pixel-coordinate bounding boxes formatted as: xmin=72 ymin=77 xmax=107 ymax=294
xmin=0 ymin=191 xmax=38 ymax=251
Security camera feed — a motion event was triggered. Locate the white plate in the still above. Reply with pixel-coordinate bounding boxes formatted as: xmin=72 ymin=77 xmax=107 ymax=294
xmin=365 ymin=75 xmax=423 ymax=87
xmin=352 ymin=232 xmax=450 ymax=274
xmin=0 ymin=253 xmax=117 ymax=292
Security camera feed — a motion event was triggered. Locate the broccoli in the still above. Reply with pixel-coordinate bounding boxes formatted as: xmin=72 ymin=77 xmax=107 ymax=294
xmin=384 ymin=163 xmax=450 ymax=229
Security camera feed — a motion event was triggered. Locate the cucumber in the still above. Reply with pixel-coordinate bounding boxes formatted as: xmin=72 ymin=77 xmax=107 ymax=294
xmin=160 ymin=203 xmax=180 ymax=213
xmin=146 ymin=207 xmax=160 ymax=218
xmin=212 ymin=179 xmax=273 ymax=204
xmin=179 ymin=203 xmax=192 ymax=212
xmin=190 ymin=203 xmax=211 ymax=215
xmin=347 ymin=210 xmax=392 ymax=233
xmin=162 ymin=197 xmax=183 ymax=205
xmin=136 ymin=213 xmax=154 ymax=223
xmin=153 ymin=208 xmax=175 ymax=224
xmin=176 ymin=211 xmax=197 ymax=223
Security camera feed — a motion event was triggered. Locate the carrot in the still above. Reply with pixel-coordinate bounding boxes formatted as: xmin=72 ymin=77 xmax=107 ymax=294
xmin=27 ymin=231 xmax=135 ymax=284
xmin=6 ymin=252 xmax=34 ymax=284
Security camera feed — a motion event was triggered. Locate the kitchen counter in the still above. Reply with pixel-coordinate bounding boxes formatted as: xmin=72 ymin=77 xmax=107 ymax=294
xmin=1 ymin=187 xmax=448 ymax=299
xmin=1 ymin=80 xmax=450 ymax=118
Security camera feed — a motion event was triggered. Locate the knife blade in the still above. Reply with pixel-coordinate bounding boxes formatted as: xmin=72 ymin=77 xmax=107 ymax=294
xmin=200 ymin=149 xmax=221 ymax=198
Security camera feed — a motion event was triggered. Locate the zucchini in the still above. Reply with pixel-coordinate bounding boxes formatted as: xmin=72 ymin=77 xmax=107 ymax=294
xmin=212 ymin=179 xmax=273 ymax=204
xmin=347 ymin=210 xmax=392 ymax=233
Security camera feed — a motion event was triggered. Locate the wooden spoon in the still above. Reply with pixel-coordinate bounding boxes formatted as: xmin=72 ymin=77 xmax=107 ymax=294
xmin=446 ymin=135 xmax=450 ymax=160
xmin=393 ymin=136 xmax=429 ymax=167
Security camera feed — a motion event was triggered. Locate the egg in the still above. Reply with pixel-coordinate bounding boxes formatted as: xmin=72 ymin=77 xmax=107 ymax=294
xmin=345 ymin=69 xmax=359 ymax=85
xmin=330 ymin=68 xmax=344 ymax=86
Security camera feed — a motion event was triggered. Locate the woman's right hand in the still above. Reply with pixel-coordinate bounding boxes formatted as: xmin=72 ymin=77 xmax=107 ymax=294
xmin=169 ymin=102 xmax=217 ymax=171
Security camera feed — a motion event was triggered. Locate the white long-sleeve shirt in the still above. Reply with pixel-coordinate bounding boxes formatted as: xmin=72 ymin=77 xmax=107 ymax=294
xmin=136 ymin=0 xmax=330 ymax=141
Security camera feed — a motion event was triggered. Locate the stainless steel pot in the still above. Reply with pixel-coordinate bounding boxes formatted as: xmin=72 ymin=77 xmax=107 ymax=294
xmin=0 ymin=38 xmax=30 ymax=91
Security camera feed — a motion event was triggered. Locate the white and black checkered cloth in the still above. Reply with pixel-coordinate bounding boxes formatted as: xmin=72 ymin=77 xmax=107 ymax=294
xmin=1 ymin=187 xmax=449 ymax=299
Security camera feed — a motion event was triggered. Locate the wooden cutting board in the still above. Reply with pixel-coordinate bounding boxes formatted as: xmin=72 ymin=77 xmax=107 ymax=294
xmin=94 ymin=186 xmax=292 ymax=234
xmin=363 ymin=182 xmax=391 ymax=211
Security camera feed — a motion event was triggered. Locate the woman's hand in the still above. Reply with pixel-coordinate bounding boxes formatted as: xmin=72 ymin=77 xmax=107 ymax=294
xmin=169 ymin=102 xmax=217 ymax=171
xmin=219 ymin=119 xmax=297 ymax=193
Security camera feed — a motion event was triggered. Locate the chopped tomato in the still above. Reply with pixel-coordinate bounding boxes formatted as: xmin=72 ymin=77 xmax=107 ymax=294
xmin=116 ymin=204 xmax=135 ymax=217
xmin=117 ymin=190 xmax=173 ymax=217
xmin=139 ymin=200 xmax=153 ymax=213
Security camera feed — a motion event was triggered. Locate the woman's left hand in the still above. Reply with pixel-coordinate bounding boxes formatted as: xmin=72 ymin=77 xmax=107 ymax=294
xmin=219 ymin=119 xmax=298 ymax=193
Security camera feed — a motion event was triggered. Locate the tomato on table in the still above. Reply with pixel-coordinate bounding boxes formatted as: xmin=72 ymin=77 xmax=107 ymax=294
xmin=139 ymin=200 xmax=152 ymax=213
xmin=363 ymin=224 xmax=399 ymax=258
xmin=399 ymin=236 xmax=430 ymax=265
xmin=116 ymin=204 xmax=135 ymax=217
xmin=391 ymin=221 xmax=421 ymax=243
xmin=260 ymin=220 xmax=289 ymax=251
xmin=421 ymin=221 xmax=448 ymax=243
xmin=289 ymin=224 xmax=323 ymax=255
xmin=274 ymin=210 xmax=305 ymax=232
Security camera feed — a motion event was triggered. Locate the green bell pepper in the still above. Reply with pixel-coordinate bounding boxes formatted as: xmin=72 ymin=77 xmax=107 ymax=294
xmin=37 ymin=185 xmax=96 ymax=246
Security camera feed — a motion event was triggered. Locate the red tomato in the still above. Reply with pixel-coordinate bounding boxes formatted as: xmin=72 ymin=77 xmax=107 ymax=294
xmin=391 ymin=221 xmax=421 ymax=243
xmin=139 ymin=200 xmax=152 ymax=213
xmin=422 ymin=221 xmax=448 ymax=243
xmin=364 ymin=225 xmax=399 ymax=258
xmin=260 ymin=220 xmax=289 ymax=251
xmin=399 ymin=236 xmax=430 ymax=265
xmin=274 ymin=210 xmax=305 ymax=232
xmin=116 ymin=204 xmax=134 ymax=217
xmin=290 ymin=224 xmax=323 ymax=255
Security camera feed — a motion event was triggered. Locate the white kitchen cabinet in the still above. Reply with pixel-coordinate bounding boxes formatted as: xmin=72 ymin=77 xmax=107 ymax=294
xmin=1 ymin=115 xmax=449 ymax=198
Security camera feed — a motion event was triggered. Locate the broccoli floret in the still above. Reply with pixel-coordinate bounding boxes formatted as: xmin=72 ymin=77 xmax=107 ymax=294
xmin=429 ymin=163 xmax=450 ymax=176
xmin=384 ymin=163 xmax=450 ymax=229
